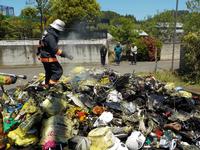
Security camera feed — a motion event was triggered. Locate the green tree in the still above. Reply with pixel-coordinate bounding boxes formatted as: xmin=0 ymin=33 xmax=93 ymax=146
xmin=20 ymin=7 xmax=41 ymax=38
xmin=140 ymin=19 xmax=159 ymax=38
xmin=183 ymin=12 xmax=200 ymax=33
xmin=48 ymin=0 xmax=100 ymax=27
xmin=124 ymin=14 xmax=137 ymax=23
xmin=109 ymin=17 xmax=139 ymax=43
xmin=100 ymin=11 xmax=121 ymax=21
xmin=0 ymin=8 xmax=41 ymax=40
xmin=21 ymin=0 xmax=49 ymax=33
xmin=140 ymin=10 xmax=188 ymax=42
xmin=0 ymin=17 xmax=24 ymax=39
xmin=34 ymin=0 xmax=49 ymax=33
xmin=20 ymin=7 xmax=38 ymax=19
xmin=186 ymin=0 xmax=200 ymax=12
xmin=182 ymin=32 xmax=200 ymax=83
xmin=0 ymin=14 xmax=6 ymax=39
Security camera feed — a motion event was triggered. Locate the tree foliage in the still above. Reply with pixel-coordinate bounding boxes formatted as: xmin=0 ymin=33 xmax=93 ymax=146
xmin=35 ymin=0 xmax=49 ymax=14
xmin=0 ymin=7 xmax=41 ymax=40
xmin=140 ymin=10 xmax=189 ymax=42
xmin=186 ymin=0 xmax=200 ymax=12
xmin=182 ymin=32 xmax=200 ymax=83
xmin=48 ymin=0 xmax=100 ymax=27
xmin=7 ymin=17 xmax=40 ymax=39
xmin=100 ymin=11 xmax=121 ymax=21
xmin=135 ymin=36 xmax=162 ymax=61
xmin=0 ymin=14 xmax=7 ymax=39
xmin=20 ymin=7 xmax=38 ymax=19
xmin=98 ymin=11 xmax=138 ymax=44
xmin=20 ymin=7 xmax=41 ymax=38
xmin=109 ymin=17 xmax=139 ymax=43
xmin=140 ymin=11 xmax=174 ymax=41
xmin=0 ymin=17 xmax=24 ymax=39
xmin=183 ymin=12 xmax=200 ymax=33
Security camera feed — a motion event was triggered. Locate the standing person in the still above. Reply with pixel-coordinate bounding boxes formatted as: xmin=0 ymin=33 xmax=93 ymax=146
xmin=130 ymin=43 xmax=138 ymax=65
xmin=126 ymin=43 xmax=131 ymax=61
xmin=114 ymin=42 xmax=123 ymax=65
xmin=100 ymin=44 xmax=107 ymax=66
xmin=37 ymin=19 xmax=73 ymax=87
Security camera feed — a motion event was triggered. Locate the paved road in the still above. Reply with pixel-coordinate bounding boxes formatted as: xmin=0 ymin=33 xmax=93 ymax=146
xmin=0 ymin=60 xmax=179 ymax=89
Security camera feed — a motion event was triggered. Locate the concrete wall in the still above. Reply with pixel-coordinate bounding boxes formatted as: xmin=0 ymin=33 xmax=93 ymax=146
xmin=0 ymin=40 xmax=180 ymax=66
xmin=0 ymin=39 xmax=107 ymax=66
xmin=160 ymin=43 xmax=181 ymax=60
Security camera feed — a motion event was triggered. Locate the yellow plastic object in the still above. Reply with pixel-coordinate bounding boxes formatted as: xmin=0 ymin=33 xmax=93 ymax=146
xmin=8 ymin=127 xmax=38 ymax=146
xmin=80 ymin=79 xmax=97 ymax=87
xmin=164 ymin=82 xmax=175 ymax=93
xmin=177 ymin=91 xmax=192 ymax=98
xmin=41 ymin=98 xmax=68 ymax=116
xmin=6 ymin=143 xmax=11 ymax=149
xmin=60 ymin=76 xmax=72 ymax=83
xmin=40 ymin=115 xmax=77 ymax=144
xmin=38 ymin=73 xmax=45 ymax=80
xmin=71 ymin=66 xmax=85 ymax=74
xmin=8 ymin=127 xmax=25 ymax=140
xmin=99 ymin=76 xmax=110 ymax=85
xmin=20 ymin=99 xmax=37 ymax=114
xmin=88 ymin=127 xmax=115 ymax=150
xmin=15 ymin=134 xmax=38 ymax=147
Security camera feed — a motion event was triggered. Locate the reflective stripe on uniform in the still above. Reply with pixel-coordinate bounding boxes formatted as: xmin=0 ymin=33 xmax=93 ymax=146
xmin=56 ymin=49 xmax=62 ymax=56
xmin=40 ymin=57 xmax=58 ymax=62
xmin=49 ymin=79 xmax=58 ymax=84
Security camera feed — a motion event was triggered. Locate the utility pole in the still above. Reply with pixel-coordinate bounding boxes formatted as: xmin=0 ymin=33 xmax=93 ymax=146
xmin=154 ymin=47 xmax=158 ymax=72
xmin=171 ymin=0 xmax=179 ymax=71
xmin=38 ymin=0 xmax=44 ymax=35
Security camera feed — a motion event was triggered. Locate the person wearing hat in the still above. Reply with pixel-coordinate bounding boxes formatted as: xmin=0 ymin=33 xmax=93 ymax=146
xmin=37 ymin=19 xmax=73 ymax=87
xmin=114 ymin=42 xmax=123 ymax=65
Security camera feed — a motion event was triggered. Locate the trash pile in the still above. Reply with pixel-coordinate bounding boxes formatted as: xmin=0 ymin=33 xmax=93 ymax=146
xmin=0 ymin=66 xmax=200 ymax=150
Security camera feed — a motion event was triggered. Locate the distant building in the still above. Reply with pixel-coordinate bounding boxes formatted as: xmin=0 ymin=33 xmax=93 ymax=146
xmin=156 ymin=22 xmax=184 ymax=34
xmin=156 ymin=22 xmax=184 ymax=42
xmin=134 ymin=30 xmax=149 ymax=37
xmin=0 ymin=5 xmax=15 ymax=16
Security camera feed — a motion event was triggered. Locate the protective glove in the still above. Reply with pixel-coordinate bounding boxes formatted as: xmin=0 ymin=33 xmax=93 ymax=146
xmin=60 ymin=51 xmax=73 ymax=60
xmin=60 ymin=51 xmax=66 ymax=58
xmin=67 ymin=55 xmax=73 ymax=60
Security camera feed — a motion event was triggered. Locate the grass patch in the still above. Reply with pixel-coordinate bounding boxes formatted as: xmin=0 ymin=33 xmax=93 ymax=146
xmin=137 ymin=70 xmax=200 ymax=89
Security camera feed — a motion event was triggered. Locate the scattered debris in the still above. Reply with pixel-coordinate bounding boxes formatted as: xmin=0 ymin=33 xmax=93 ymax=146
xmin=0 ymin=67 xmax=200 ymax=149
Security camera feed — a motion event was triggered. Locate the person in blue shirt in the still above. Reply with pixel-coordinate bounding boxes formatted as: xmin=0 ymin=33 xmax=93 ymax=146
xmin=114 ymin=42 xmax=123 ymax=65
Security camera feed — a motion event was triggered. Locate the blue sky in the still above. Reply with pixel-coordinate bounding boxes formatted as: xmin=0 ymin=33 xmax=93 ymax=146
xmin=0 ymin=0 xmax=188 ymax=20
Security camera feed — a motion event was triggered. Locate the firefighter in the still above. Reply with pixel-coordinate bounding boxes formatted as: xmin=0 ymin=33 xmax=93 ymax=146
xmin=37 ymin=19 xmax=73 ymax=87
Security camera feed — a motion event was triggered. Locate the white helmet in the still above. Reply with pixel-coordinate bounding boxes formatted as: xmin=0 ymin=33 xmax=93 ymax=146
xmin=50 ymin=19 xmax=65 ymax=31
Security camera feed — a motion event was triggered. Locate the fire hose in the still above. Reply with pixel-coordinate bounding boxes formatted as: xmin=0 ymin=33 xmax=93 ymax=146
xmin=0 ymin=73 xmax=27 ymax=104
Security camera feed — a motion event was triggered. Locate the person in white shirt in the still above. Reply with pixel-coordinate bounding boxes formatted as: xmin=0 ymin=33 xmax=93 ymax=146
xmin=130 ymin=43 xmax=137 ymax=65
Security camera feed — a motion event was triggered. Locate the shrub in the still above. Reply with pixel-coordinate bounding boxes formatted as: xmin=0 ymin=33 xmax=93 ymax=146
xmin=181 ymin=32 xmax=200 ymax=83
xmin=135 ymin=36 xmax=162 ymax=61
